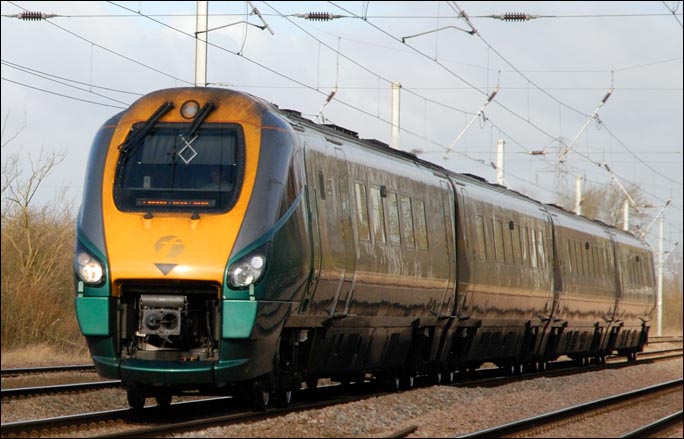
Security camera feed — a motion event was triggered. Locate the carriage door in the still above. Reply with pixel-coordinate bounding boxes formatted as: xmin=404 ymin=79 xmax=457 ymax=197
xmin=331 ymin=147 xmax=356 ymax=316
xmin=438 ymin=179 xmax=457 ymax=316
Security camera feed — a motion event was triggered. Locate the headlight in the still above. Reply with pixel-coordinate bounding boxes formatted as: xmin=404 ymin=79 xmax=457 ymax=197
xmin=75 ymin=247 xmax=104 ymax=285
xmin=229 ymin=253 xmax=267 ymax=288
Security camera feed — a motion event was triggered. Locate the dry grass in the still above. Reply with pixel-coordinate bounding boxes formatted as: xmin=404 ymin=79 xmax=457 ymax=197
xmin=1 ymin=201 xmax=83 ymax=351
xmin=0 ymin=343 xmax=91 ymax=368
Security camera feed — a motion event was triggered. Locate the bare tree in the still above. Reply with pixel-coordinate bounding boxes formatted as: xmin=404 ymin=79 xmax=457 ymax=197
xmin=557 ymin=180 xmax=651 ymax=232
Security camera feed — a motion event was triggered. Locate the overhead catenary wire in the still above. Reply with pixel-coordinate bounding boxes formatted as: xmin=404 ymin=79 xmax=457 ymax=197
xmin=262 ymin=1 xmax=475 ymax=116
xmin=102 ymin=1 xmax=484 ymax=169
xmin=328 ymin=1 xmax=682 ymax=214
xmin=2 ymin=60 xmax=134 ymax=106
xmin=5 ymin=0 xmax=680 ymax=237
xmin=1 ymin=77 xmax=127 ymax=109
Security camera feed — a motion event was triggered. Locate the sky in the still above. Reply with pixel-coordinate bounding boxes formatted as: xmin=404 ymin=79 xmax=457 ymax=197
xmin=1 ymin=1 xmax=682 ymax=271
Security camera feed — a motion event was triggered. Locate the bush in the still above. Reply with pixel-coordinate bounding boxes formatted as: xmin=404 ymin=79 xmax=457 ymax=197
xmin=0 ymin=202 xmax=85 ymax=352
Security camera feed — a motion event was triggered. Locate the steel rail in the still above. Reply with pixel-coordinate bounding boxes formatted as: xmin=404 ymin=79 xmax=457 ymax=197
xmin=454 ymin=379 xmax=683 ymax=438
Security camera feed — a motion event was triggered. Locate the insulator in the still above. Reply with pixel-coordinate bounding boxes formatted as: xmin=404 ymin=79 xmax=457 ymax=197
xmin=502 ymin=12 xmax=529 ymax=22
xmin=306 ymin=12 xmax=333 ymax=21
xmin=19 ymin=11 xmax=47 ymax=21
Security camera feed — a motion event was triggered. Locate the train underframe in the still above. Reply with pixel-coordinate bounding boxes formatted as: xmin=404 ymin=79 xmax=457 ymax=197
xmin=107 ymin=294 xmax=650 ymax=409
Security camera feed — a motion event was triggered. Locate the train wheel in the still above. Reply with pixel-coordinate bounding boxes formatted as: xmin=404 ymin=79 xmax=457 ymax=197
xmin=127 ymin=388 xmax=146 ymax=410
xmin=384 ymin=373 xmax=400 ymax=392
xmin=400 ymin=372 xmax=415 ymax=390
xmin=306 ymin=378 xmax=318 ymax=390
xmin=276 ymin=389 xmax=293 ymax=408
xmin=155 ymin=391 xmax=172 ymax=408
xmin=430 ymin=368 xmax=442 ymax=385
xmin=251 ymin=381 xmax=270 ymax=411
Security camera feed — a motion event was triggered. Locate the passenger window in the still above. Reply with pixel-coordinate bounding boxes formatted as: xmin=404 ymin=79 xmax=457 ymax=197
xmin=476 ymin=216 xmax=487 ymax=260
xmin=514 ymin=227 xmax=523 ymax=265
xmin=537 ymin=231 xmax=545 ymax=269
xmin=580 ymin=242 xmax=588 ymax=278
xmin=354 ymin=183 xmax=370 ymax=241
xmin=503 ymin=222 xmax=513 ymax=264
xmin=369 ymin=186 xmax=386 ymax=244
xmin=530 ymin=229 xmax=538 ymax=268
xmin=326 ymin=178 xmax=335 ymax=200
xmin=485 ymin=219 xmax=495 ymax=261
xmin=521 ymin=227 xmax=529 ymax=265
xmin=414 ymin=198 xmax=429 ymax=250
xmin=566 ymin=241 xmax=573 ymax=273
xmin=387 ymin=192 xmax=401 ymax=246
xmin=400 ymin=195 xmax=415 ymax=248
xmin=495 ymin=220 xmax=505 ymax=263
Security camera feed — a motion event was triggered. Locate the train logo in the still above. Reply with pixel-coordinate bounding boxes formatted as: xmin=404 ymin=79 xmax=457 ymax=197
xmin=154 ymin=235 xmax=185 ymax=258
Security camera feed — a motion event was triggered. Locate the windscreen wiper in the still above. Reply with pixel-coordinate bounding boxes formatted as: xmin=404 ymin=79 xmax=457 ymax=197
xmin=184 ymin=102 xmax=215 ymax=138
xmin=118 ymin=101 xmax=174 ymax=156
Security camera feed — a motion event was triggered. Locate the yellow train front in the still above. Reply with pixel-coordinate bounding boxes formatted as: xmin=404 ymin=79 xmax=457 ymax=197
xmin=74 ymin=87 xmax=310 ymax=408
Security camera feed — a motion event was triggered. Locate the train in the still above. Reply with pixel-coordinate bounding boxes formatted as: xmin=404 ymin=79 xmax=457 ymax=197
xmin=74 ymin=87 xmax=656 ymax=409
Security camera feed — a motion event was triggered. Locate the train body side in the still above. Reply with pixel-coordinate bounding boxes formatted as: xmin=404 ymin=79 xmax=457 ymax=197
xmin=281 ymin=118 xmax=457 ymax=380
xmin=447 ymin=174 xmax=554 ymax=368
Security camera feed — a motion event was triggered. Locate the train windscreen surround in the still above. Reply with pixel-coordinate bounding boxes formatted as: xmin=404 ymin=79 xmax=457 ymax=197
xmin=114 ymin=123 xmax=245 ymax=213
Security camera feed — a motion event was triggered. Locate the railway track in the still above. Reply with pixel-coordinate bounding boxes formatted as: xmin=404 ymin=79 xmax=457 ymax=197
xmin=620 ymin=410 xmax=684 ymax=438
xmin=0 ymin=382 xmax=381 ymax=438
xmin=455 ymin=378 xmax=683 ymax=438
xmin=2 ymin=349 xmax=680 ymax=437
xmin=0 ymin=364 xmax=95 ymax=377
xmin=1 ymin=380 xmax=122 ymax=399
xmin=648 ymin=335 xmax=683 ymax=344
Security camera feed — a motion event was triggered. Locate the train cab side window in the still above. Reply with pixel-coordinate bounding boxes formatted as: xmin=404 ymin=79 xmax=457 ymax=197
xmin=354 ymin=182 xmax=370 ymax=241
xmin=370 ymin=186 xmax=387 ymax=244
xmin=400 ymin=195 xmax=415 ymax=248
xmin=414 ymin=198 xmax=429 ymax=250
xmin=387 ymin=191 xmax=401 ymax=246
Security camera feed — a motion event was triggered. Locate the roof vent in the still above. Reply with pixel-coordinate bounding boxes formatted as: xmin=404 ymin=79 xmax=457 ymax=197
xmin=323 ymin=124 xmax=358 ymax=138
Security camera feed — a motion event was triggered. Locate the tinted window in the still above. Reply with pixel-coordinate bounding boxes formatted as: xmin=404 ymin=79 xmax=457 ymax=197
xmin=387 ymin=192 xmax=401 ymax=246
xmin=400 ymin=195 xmax=415 ymax=248
xmin=114 ymin=123 xmax=243 ymax=212
xmin=415 ymin=199 xmax=428 ymax=250
xmin=354 ymin=183 xmax=370 ymax=241
xmin=370 ymin=186 xmax=386 ymax=244
xmin=476 ymin=216 xmax=487 ymax=260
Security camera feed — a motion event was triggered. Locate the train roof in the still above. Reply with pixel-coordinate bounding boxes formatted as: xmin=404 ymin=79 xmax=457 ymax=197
xmin=238 ymin=88 xmax=646 ymax=245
